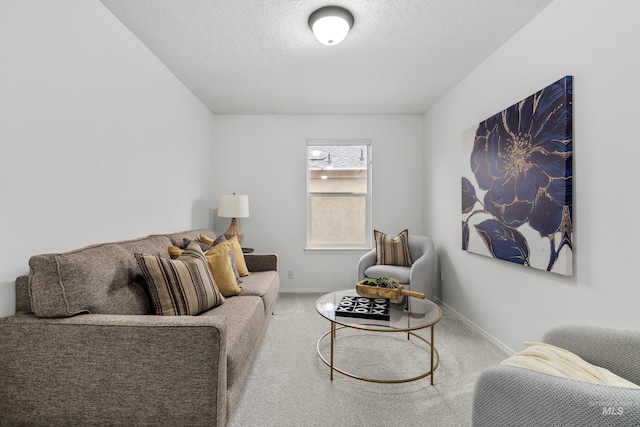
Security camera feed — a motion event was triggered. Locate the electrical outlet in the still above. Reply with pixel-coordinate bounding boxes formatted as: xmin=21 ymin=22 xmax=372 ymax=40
xmin=288 ymin=270 xmax=294 ymax=279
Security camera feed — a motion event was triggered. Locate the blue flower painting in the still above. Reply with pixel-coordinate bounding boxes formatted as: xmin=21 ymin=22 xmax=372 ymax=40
xmin=461 ymin=76 xmax=573 ymax=275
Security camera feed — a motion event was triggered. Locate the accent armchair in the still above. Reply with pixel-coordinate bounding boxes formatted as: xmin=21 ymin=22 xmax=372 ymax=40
xmin=357 ymin=235 xmax=436 ymax=300
xmin=471 ymin=325 xmax=640 ymax=427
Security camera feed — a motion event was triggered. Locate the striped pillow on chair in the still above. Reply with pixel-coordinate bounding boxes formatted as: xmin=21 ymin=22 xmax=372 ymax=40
xmin=374 ymin=229 xmax=413 ymax=267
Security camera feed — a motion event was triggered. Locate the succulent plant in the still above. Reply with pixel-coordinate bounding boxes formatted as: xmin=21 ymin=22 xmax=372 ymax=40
xmin=375 ymin=277 xmax=400 ymax=288
xmin=386 ymin=278 xmax=400 ymax=289
xmin=361 ymin=277 xmax=399 ymax=288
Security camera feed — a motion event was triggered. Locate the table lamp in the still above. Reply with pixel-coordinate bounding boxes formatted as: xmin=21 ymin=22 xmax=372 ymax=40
xmin=217 ymin=193 xmax=250 ymax=245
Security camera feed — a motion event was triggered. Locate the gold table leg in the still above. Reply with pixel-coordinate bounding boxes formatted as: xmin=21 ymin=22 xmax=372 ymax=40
xmin=430 ymin=325 xmax=435 ymax=385
xmin=330 ymin=321 xmax=335 ymax=380
xmin=316 ymin=325 xmax=439 ymax=384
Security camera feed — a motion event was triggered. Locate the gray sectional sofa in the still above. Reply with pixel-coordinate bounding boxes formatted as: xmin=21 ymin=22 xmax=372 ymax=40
xmin=0 ymin=229 xmax=279 ymax=427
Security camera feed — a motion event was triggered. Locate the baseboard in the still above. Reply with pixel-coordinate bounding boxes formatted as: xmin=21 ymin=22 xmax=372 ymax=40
xmin=434 ymin=297 xmax=515 ymax=355
xmin=278 ymin=287 xmax=344 ymax=294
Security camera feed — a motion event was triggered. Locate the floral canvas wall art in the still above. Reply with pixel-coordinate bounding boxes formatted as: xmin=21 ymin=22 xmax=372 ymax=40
xmin=461 ymin=76 xmax=573 ymax=276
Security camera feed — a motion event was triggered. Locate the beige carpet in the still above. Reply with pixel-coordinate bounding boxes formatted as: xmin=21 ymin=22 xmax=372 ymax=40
xmin=228 ymin=293 xmax=510 ymax=427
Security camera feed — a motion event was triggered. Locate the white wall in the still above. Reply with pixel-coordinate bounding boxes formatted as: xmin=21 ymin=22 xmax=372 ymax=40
xmin=211 ymin=115 xmax=425 ymax=293
xmin=0 ymin=1 xmax=217 ymax=317
xmin=424 ymin=0 xmax=640 ymax=351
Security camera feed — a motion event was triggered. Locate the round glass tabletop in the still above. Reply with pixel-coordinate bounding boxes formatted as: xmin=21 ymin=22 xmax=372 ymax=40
xmin=316 ymin=289 xmax=442 ymax=332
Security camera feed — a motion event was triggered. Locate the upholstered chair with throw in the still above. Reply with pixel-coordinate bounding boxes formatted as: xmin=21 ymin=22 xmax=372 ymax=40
xmin=357 ymin=230 xmax=436 ymax=300
xmin=471 ymin=325 xmax=640 ymax=426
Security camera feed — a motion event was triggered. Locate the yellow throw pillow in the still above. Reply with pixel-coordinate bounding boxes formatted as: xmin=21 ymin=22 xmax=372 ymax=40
xmin=169 ymin=242 xmax=244 ymax=297
xmin=167 ymin=245 xmax=182 ymax=259
xmin=199 ymin=234 xmax=214 ymax=245
xmin=204 ymin=241 xmax=244 ymax=297
xmin=200 ymin=234 xmax=250 ymax=277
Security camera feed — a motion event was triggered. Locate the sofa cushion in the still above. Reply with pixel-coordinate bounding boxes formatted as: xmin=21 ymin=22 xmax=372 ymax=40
xmin=200 ymin=295 xmax=265 ymax=391
xmin=364 ymin=265 xmax=411 ymax=284
xmin=135 ymin=242 xmax=224 ymax=316
xmin=501 ymin=342 xmax=640 ymax=388
xmin=28 ymin=235 xmax=171 ymax=317
xmin=374 ymin=229 xmax=413 ymax=267
xmin=239 ymin=271 xmax=280 ymax=316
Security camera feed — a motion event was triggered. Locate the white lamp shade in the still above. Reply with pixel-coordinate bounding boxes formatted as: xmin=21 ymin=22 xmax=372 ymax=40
xmin=309 ymin=6 xmax=354 ymax=46
xmin=217 ymin=194 xmax=249 ymax=218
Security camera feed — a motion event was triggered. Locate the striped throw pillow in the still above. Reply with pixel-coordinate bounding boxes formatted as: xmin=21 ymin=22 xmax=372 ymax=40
xmin=135 ymin=242 xmax=224 ymax=315
xmin=168 ymin=241 xmax=244 ymax=298
xmin=374 ymin=229 xmax=413 ymax=267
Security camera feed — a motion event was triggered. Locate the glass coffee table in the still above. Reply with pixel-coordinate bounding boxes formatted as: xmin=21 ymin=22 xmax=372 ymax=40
xmin=315 ymin=289 xmax=442 ymax=384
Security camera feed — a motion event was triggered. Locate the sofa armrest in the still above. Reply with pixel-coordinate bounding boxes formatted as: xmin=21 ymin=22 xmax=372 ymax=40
xmin=357 ymin=248 xmax=377 ymax=281
xmin=472 ymin=365 xmax=640 ymax=427
xmin=543 ymin=325 xmax=640 ymax=385
xmin=0 ymin=313 xmax=228 ymax=427
xmin=243 ymin=253 xmax=278 ymax=272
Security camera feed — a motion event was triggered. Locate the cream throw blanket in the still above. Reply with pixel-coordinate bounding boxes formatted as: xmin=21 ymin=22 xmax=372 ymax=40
xmin=501 ymin=342 xmax=640 ymax=389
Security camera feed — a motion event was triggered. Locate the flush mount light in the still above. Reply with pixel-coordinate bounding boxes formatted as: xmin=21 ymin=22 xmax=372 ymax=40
xmin=308 ymin=6 xmax=354 ymax=46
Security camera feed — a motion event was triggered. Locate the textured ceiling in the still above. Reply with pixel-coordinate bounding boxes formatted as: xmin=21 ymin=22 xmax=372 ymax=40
xmin=99 ymin=0 xmax=553 ymax=115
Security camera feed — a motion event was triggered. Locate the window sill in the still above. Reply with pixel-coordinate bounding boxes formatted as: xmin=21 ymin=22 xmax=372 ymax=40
xmin=304 ymin=246 xmax=373 ymax=254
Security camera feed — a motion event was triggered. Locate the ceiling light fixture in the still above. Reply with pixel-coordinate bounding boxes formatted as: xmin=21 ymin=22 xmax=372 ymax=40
xmin=308 ymin=6 xmax=354 ymax=46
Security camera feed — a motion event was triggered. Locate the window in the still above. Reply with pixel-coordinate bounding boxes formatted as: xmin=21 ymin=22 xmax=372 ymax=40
xmin=306 ymin=139 xmax=372 ymax=251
